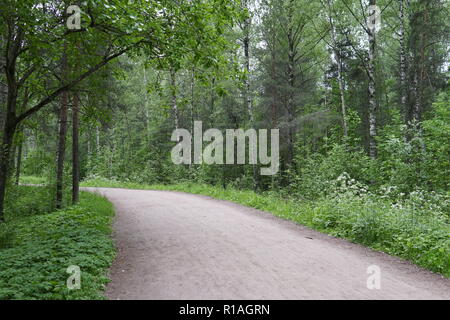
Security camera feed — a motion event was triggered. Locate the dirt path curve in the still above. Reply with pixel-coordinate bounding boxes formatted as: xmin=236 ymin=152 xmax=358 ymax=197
xmin=84 ymin=188 xmax=449 ymax=300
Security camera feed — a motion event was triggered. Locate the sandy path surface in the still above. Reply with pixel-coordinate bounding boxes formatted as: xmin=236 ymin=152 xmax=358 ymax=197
xmin=84 ymin=188 xmax=450 ymax=300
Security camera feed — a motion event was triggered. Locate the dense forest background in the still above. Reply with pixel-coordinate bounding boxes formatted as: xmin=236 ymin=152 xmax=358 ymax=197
xmin=6 ymin=0 xmax=448 ymax=195
xmin=0 ymin=0 xmax=449 ymax=281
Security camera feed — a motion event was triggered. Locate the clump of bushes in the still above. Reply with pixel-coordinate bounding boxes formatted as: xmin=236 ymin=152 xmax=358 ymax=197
xmin=305 ymin=173 xmax=449 ymax=277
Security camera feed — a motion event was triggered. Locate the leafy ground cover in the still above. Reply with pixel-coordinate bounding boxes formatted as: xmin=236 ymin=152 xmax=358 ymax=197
xmin=0 ymin=187 xmax=115 ymax=300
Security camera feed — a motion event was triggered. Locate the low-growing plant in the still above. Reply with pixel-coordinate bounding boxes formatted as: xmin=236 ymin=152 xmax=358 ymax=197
xmin=0 ymin=189 xmax=115 ymax=300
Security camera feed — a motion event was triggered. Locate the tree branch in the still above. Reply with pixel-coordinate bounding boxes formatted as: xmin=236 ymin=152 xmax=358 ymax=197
xmin=16 ymin=43 xmax=139 ymax=124
xmin=342 ymin=0 xmax=369 ymax=34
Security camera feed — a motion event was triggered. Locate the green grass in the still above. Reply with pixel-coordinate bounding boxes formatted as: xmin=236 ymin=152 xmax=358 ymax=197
xmin=0 ymin=187 xmax=115 ymax=300
xmin=82 ymin=177 xmax=449 ymax=278
xmin=19 ymin=175 xmax=48 ymax=185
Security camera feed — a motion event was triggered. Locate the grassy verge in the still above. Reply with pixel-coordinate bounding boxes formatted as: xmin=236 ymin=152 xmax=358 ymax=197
xmin=82 ymin=177 xmax=449 ymax=278
xmin=0 ymin=187 xmax=115 ymax=300
xmin=19 ymin=175 xmax=48 ymax=185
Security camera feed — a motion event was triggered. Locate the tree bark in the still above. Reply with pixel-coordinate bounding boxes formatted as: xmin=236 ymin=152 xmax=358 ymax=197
xmin=190 ymin=68 xmax=196 ymax=134
xmin=0 ymin=38 xmax=6 ymax=132
xmin=326 ymin=0 xmax=348 ymax=138
xmin=243 ymin=0 xmax=253 ymax=122
xmin=15 ymin=137 xmax=22 ymax=186
xmin=242 ymin=0 xmax=258 ymax=189
xmin=337 ymin=50 xmax=348 ymax=138
xmin=0 ymin=122 xmax=16 ymax=222
xmin=56 ymin=51 xmax=69 ymax=209
xmin=72 ymin=92 xmax=80 ymax=204
xmin=170 ymin=68 xmax=179 ymax=131
xmin=412 ymin=3 xmax=428 ymax=125
xmin=286 ymin=0 xmax=296 ymax=167
xmin=367 ymin=0 xmax=378 ymax=159
xmin=399 ymin=0 xmax=408 ymax=122
xmin=0 ymin=25 xmax=23 ymax=222
xmin=143 ymin=66 xmax=151 ymax=144
xmin=270 ymin=28 xmax=278 ymax=129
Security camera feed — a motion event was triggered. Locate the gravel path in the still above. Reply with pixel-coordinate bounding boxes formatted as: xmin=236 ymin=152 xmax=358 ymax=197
xmin=84 ymin=188 xmax=450 ymax=300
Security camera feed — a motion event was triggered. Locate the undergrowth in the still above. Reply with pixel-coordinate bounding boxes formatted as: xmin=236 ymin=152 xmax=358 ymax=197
xmin=0 ymin=187 xmax=115 ymax=300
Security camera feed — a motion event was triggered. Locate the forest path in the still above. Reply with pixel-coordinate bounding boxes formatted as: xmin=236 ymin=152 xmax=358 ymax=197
xmin=84 ymin=187 xmax=450 ymax=300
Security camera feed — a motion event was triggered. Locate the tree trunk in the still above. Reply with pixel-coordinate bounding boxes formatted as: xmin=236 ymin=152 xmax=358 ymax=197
xmin=0 ymin=122 xmax=16 ymax=222
xmin=270 ymin=28 xmax=278 ymax=130
xmin=190 ymin=68 xmax=196 ymax=170
xmin=286 ymin=1 xmax=296 ymax=168
xmin=190 ymin=68 xmax=196 ymax=134
xmin=367 ymin=0 xmax=378 ymax=159
xmin=56 ymin=50 xmax=69 ymax=209
xmin=170 ymin=68 xmax=179 ymax=131
xmin=143 ymin=67 xmax=151 ymax=144
xmin=413 ymin=4 xmax=428 ymax=125
xmin=337 ymin=54 xmax=348 ymax=138
xmin=0 ymin=35 xmax=6 ymax=132
xmin=399 ymin=0 xmax=408 ymax=122
xmin=0 ymin=26 xmax=22 ymax=221
xmin=327 ymin=0 xmax=348 ymax=138
xmin=15 ymin=138 xmax=22 ymax=186
xmin=242 ymin=0 xmax=258 ymax=189
xmin=56 ymin=90 xmax=68 ymax=209
xmin=243 ymin=0 xmax=253 ymax=122
xmin=72 ymin=93 xmax=80 ymax=204
xmin=271 ymin=64 xmax=277 ymax=128
xmin=412 ymin=72 xmax=421 ymax=124
xmin=287 ymin=57 xmax=295 ymax=166
xmin=335 ymin=50 xmax=348 ymax=137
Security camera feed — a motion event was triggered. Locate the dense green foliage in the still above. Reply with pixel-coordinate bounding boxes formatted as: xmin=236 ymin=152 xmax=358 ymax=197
xmin=18 ymin=176 xmax=47 ymax=186
xmin=0 ymin=188 xmax=115 ymax=299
